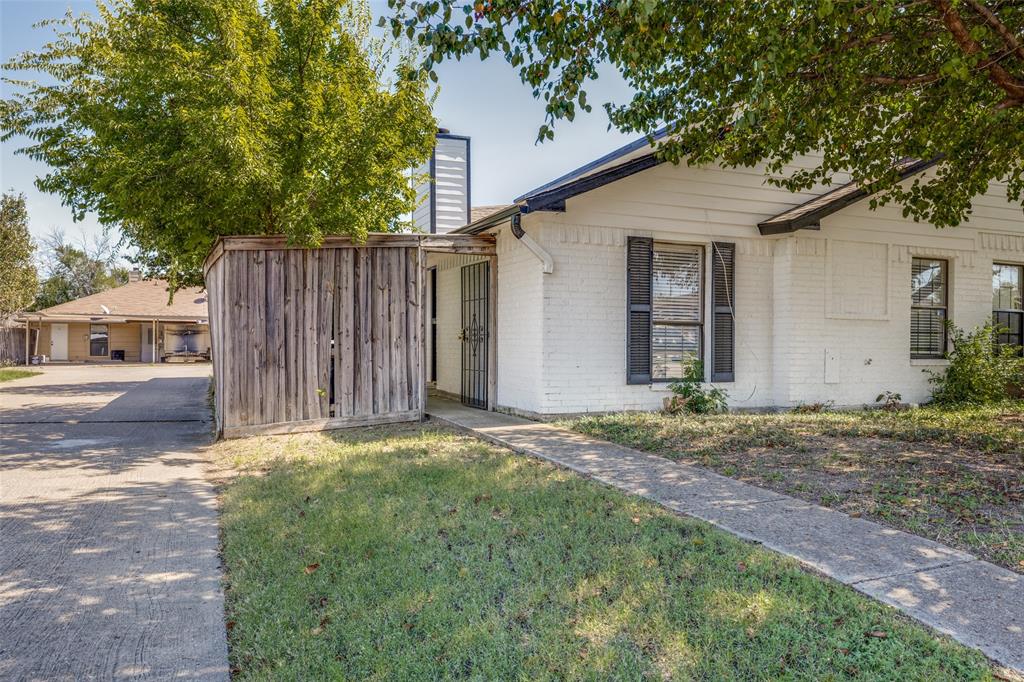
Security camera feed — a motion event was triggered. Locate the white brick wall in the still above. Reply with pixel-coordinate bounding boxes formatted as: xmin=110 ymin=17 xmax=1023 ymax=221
xmin=475 ymin=157 xmax=1022 ymax=415
xmin=493 ymin=228 xmax=544 ymax=410
xmin=534 ymin=226 xmax=775 ymax=412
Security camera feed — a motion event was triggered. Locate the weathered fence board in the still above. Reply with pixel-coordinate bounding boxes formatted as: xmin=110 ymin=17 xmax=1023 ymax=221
xmin=1 ymin=326 xmax=38 ymax=365
xmin=206 ymin=240 xmax=426 ymax=438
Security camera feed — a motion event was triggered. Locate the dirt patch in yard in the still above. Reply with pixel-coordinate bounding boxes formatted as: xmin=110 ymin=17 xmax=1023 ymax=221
xmin=680 ymin=435 xmax=1024 ymax=572
xmin=566 ymin=407 xmax=1024 ymax=574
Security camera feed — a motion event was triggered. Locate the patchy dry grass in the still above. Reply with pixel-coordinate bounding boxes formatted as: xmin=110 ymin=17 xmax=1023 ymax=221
xmin=211 ymin=424 xmax=993 ymax=680
xmin=564 ymin=403 xmax=1024 ymax=572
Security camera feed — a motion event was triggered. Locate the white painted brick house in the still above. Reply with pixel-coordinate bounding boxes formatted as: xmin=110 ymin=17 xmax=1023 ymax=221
xmin=421 ymin=133 xmax=1023 ymax=416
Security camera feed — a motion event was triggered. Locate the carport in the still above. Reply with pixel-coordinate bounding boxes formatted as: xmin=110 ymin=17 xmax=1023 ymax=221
xmin=203 ymin=233 xmax=496 ymax=438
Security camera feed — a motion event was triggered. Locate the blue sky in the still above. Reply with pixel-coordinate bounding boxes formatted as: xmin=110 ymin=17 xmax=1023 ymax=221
xmin=0 ymin=0 xmax=637 ymax=249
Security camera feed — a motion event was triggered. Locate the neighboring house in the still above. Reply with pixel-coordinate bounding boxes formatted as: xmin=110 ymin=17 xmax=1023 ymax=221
xmin=420 ymin=132 xmax=1023 ymax=416
xmin=17 ymin=274 xmax=210 ymax=364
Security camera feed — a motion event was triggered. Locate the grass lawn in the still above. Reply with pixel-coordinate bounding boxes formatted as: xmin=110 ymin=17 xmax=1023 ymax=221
xmin=213 ymin=424 xmax=994 ymax=680
xmin=0 ymin=368 xmax=40 ymax=382
xmin=564 ymin=402 xmax=1024 ymax=573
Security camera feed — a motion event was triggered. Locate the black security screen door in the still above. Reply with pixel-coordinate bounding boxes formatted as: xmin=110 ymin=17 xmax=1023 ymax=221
xmin=461 ymin=261 xmax=489 ymax=409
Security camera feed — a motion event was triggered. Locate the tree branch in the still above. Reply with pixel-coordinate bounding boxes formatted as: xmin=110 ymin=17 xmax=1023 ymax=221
xmin=964 ymin=0 xmax=1024 ymax=63
xmin=931 ymin=0 xmax=1024 ymax=101
xmin=864 ymin=73 xmax=942 ymax=85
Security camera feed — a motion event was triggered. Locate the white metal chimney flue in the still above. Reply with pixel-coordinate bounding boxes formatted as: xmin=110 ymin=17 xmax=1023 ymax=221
xmin=412 ymin=128 xmax=470 ymax=234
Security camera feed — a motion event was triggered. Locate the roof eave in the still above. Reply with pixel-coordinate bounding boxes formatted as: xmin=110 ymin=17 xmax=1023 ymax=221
xmin=16 ymin=313 xmax=209 ymax=323
xmin=521 ymin=153 xmax=661 ymax=212
xmin=513 ymin=126 xmax=669 ymax=201
xmin=757 ymin=158 xmax=941 ymax=236
xmin=453 ymin=152 xmax=664 ymax=235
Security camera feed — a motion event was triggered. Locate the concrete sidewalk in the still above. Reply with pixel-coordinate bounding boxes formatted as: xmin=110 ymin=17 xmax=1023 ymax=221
xmin=427 ymin=398 xmax=1023 ymax=673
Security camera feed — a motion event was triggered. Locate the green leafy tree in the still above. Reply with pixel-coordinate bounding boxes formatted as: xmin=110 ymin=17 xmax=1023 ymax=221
xmin=0 ymin=192 xmax=38 ymax=319
xmin=2 ymin=0 xmax=436 ymax=289
xmin=33 ymin=229 xmax=128 ymax=310
xmin=387 ymin=0 xmax=1023 ymax=226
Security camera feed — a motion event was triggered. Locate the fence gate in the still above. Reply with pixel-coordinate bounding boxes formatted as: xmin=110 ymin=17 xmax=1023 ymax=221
xmin=460 ymin=261 xmax=489 ymax=409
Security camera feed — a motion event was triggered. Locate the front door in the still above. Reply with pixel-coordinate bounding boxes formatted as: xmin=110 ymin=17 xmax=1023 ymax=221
xmin=50 ymin=323 xmax=68 ymax=361
xmin=460 ymin=262 xmax=489 ymax=409
xmin=141 ymin=325 xmax=154 ymax=362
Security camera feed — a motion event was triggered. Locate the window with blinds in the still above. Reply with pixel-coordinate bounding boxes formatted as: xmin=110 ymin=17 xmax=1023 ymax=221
xmin=993 ymin=263 xmax=1023 ymax=354
xmin=910 ymin=257 xmax=947 ymax=358
xmin=651 ymin=244 xmax=703 ymax=379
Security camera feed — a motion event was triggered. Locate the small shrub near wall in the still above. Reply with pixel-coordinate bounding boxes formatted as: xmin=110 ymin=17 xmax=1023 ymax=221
xmin=665 ymin=361 xmax=729 ymax=415
xmin=929 ymin=322 xmax=1024 ymax=405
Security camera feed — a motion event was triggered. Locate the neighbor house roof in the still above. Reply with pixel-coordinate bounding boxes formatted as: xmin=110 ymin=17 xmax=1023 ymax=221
xmin=470 ymin=205 xmax=515 ymax=224
xmin=757 ymin=158 xmax=940 ymax=235
xmin=24 ymin=280 xmax=208 ymax=322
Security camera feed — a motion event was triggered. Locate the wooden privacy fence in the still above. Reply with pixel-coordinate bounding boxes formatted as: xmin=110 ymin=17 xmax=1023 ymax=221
xmin=0 ymin=326 xmax=36 ymax=365
xmin=204 ymin=234 xmax=495 ymax=438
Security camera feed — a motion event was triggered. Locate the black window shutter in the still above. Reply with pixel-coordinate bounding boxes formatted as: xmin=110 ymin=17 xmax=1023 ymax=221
xmin=711 ymin=242 xmax=735 ymax=382
xmin=626 ymin=236 xmax=653 ymax=384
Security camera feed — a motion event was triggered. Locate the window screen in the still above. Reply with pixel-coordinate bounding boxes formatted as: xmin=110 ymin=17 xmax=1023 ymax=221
xmin=652 ymin=244 xmax=702 ymax=379
xmin=993 ymin=263 xmax=1023 ymax=353
xmin=910 ymin=258 xmax=947 ymax=358
xmin=90 ymin=324 xmax=109 ymax=357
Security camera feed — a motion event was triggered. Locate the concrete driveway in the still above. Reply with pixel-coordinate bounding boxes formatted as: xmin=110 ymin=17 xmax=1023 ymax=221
xmin=0 ymin=364 xmax=228 ymax=681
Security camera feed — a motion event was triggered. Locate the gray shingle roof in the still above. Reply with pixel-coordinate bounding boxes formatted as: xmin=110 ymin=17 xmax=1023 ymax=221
xmin=469 ymin=205 xmax=515 ymax=224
